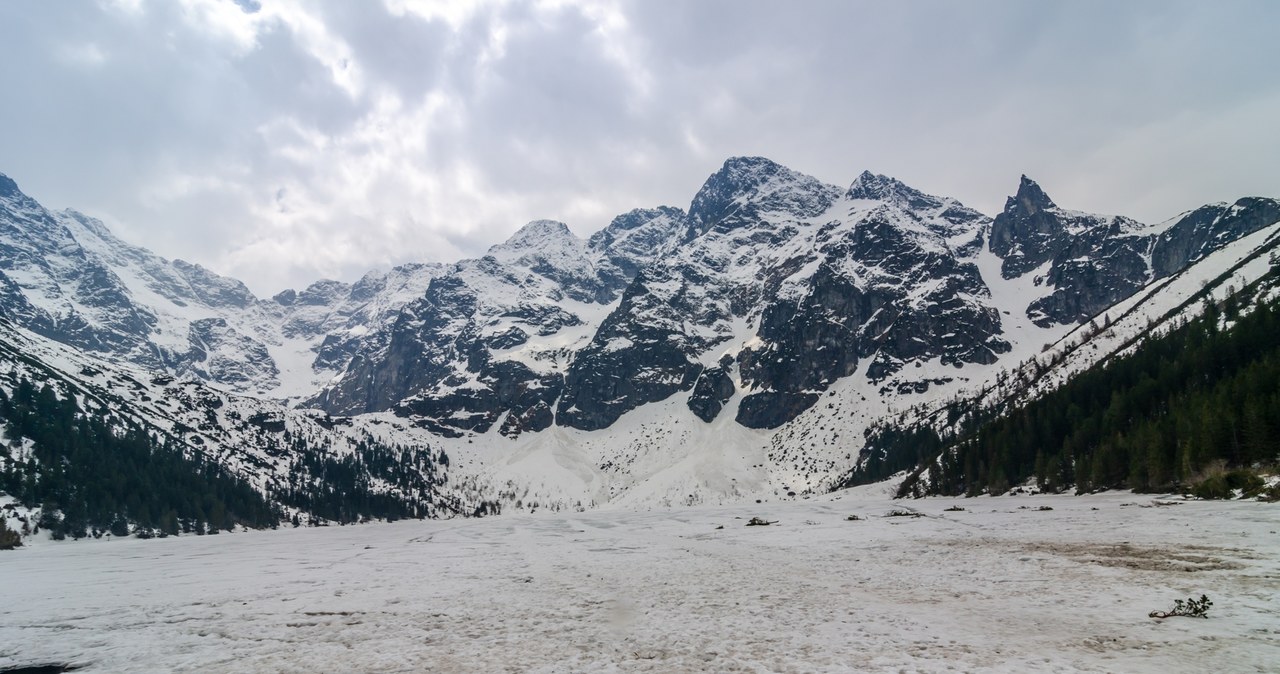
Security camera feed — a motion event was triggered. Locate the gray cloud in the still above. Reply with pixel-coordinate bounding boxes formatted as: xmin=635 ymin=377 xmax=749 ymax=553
xmin=1 ymin=0 xmax=1276 ymax=295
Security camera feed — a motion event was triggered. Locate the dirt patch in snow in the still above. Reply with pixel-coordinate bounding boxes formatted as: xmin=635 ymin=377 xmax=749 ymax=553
xmin=1025 ymin=541 xmax=1250 ymax=572
xmin=947 ymin=538 xmax=1252 ymax=572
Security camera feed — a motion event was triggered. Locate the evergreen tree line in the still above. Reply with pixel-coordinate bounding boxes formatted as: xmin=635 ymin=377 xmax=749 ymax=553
xmin=841 ymin=425 xmax=946 ymax=486
xmin=844 ymin=287 xmax=1280 ymax=498
xmin=0 ymin=377 xmax=280 ymax=539
xmin=269 ymin=434 xmax=459 ymax=525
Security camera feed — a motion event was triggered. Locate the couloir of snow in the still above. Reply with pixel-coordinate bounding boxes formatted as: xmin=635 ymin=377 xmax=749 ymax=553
xmin=2 ymin=491 xmax=1277 ymax=673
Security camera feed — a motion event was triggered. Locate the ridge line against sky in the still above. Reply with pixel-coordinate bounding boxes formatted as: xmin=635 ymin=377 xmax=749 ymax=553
xmin=1 ymin=0 xmax=1277 ymax=296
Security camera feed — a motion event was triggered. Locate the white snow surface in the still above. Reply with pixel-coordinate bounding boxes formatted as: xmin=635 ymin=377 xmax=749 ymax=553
xmin=2 ymin=492 xmax=1277 ymax=673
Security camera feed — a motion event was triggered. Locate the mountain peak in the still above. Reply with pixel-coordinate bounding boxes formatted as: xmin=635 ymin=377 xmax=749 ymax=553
xmin=498 ymin=219 xmax=575 ymax=248
xmin=719 ymin=155 xmax=785 ymax=174
xmin=687 ymin=156 xmax=838 ymax=237
xmin=846 ymin=170 xmax=911 ymax=201
xmin=695 ymin=156 xmax=791 ymax=200
xmin=59 ymin=208 xmax=120 ymax=243
xmin=0 ymin=172 xmax=22 ymax=199
xmin=1006 ymin=175 xmax=1056 ymax=216
xmin=487 ymin=219 xmax=582 ymax=263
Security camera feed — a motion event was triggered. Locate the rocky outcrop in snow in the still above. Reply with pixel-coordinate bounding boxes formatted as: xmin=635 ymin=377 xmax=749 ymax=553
xmin=316 ymin=208 xmax=688 ymax=437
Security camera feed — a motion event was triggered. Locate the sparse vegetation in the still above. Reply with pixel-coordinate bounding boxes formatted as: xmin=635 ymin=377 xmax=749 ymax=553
xmin=0 ymin=517 xmax=21 ymax=549
xmin=885 ymin=509 xmax=924 ymax=518
xmin=1189 ymin=463 xmax=1268 ymax=500
xmin=1149 ymin=594 xmax=1213 ymax=619
xmin=745 ymin=517 xmax=777 ymax=526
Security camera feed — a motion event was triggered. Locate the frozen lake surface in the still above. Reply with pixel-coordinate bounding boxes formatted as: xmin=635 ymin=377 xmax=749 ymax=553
xmin=2 ymin=492 xmax=1278 ymax=673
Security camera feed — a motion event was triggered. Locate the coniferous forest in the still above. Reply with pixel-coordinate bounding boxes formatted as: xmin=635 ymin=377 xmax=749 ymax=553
xmin=0 ymin=369 xmax=494 ymax=541
xmin=0 ymin=377 xmax=280 ymax=539
xmin=268 ymin=435 xmax=492 ymax=525
xmin=845 ymin=287 xmax=1280 ymax=499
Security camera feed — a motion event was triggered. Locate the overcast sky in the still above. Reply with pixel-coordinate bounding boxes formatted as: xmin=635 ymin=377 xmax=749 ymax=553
xmin=1 ymin=0 xmax=1277 ymax=295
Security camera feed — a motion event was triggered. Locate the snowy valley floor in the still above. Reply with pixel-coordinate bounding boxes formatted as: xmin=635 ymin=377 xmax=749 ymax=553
xmin=2 ymin=492 xmax=1278 ymax=673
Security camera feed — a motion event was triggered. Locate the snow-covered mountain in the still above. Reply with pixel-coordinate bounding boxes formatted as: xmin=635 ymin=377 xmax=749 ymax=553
xmin=312 ymin=158 xmax=1007 ymax=438
xmin=2 ymin=160 xmax=1278 ymax=521
xmin=992 ymin=175 xmax=1280 ymax=326
xmin=312 ymin=208 xmax=687 ymax=438
xmin=0 ymin=313 xmax=496 ymax=533
xmin=0 ymin=172 xmax=445 ymax=401
xmin=312 ymin=158 xmax=1279 ymax=441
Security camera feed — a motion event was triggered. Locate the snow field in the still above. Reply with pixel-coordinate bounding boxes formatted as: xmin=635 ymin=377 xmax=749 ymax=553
xmin=2 ymin=491 xmax=1277 ymax=673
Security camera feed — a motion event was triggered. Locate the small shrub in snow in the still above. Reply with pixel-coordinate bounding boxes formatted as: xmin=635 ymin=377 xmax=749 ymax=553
xmin=1149 ymin=595 xmax=1213 ymax=619
xmin=0 ymin=518 xmax=22 ymax=550
xmin=1192 ymin=474 xmax=1232 ymax=500
xmin=944 ymin=506 xmax=965 ymax=512
xmin=745 ymin=517 xmax=777 ymax=526
xmin=884 ymin=509 xmax=924 ymax=518
xmin=1227 ymin=470 xmax=1266 ymax=498
xmin=1188 ymin=463 xmax=1266 ymax=500
xmin=845 ymin=514 xmax=862 ymax=521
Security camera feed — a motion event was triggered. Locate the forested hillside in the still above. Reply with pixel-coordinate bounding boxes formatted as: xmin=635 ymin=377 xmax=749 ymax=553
xmin=0 ymin=378 xmax=279 ymax=539
xmin=844 ymin=268 xmax=1280 ymax=499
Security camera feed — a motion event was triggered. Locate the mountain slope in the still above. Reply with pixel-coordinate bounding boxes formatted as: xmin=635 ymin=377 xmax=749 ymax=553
xmin=315 ymin=209 xmax=689 ymax=437
xmin=0 ymin=315 xmax=496 ymax=539
xmin=557 ymin=159 xmax=1013 ymax=432
xmin=992 ymin=176 xmax=1280 ymax=327
xmin=840 ymin=217 xmax=1280 ymax=496
xmin=0 ymin=172 xmax=447 ymax=400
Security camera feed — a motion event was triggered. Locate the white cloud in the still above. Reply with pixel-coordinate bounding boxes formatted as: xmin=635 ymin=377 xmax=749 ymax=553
xmin=265 ymin=0 xmax=365 ymax=99
xmin=2 ymin=0 xmax=1279 ymax=296
xmin=382 ymin=0 xmax=501 ymax=31
xmin=172 ymin=0 xmax=365 ymax=98
xmin=176 ymin=0 xmax=264 ymax=54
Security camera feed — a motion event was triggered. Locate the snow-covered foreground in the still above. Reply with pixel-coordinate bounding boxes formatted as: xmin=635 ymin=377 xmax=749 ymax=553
xmin=2 ymin=492 xmax=1277 ymax=673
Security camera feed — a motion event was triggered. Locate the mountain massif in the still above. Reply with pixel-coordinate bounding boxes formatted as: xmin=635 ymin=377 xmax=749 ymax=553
xmin=2 ymin=158 xmax=1278 ymax=540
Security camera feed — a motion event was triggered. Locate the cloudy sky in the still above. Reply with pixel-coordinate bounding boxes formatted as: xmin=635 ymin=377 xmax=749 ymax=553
xmin=1 ymin=0 xmax=1277 ymax=295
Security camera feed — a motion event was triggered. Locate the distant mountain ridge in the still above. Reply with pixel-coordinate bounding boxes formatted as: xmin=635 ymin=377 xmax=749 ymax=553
xmin=0 ymin=171 xmax=449 ymax=401
xmin=303 ymin=158 xmax=1280 ymax=437
xmin=2 ymin=159 xmax=1279 ymax=528
xmin=992 ymin=175 xmax=1280 ymax=326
